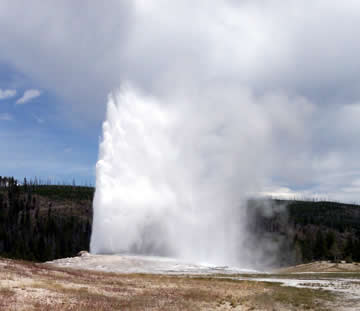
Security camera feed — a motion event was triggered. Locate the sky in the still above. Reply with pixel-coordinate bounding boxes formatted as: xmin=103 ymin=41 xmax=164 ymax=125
xmin=0 ymin=62 xmax=98 ymax=184
xmin=1 ymin=1 xmax=360 ymax=201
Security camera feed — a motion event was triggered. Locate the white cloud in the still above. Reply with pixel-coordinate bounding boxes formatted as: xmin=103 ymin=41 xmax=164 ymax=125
xmin=0 ymin=89 xmax=16 ymax=100
xmin=16 ymin=89 xmax=41 ymax=105
xmin=0 ymin=113 xmax=13 ymax=121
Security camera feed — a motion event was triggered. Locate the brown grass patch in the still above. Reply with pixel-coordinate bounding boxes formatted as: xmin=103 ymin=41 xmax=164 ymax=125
xmin=0 ymin=257 xmax=347 ymax=311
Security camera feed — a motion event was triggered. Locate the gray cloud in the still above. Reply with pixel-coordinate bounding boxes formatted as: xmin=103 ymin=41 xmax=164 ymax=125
xmin=0 ymin=0 xmax=134 ymax=121
xmin=2 ymin=1 xmax=360 ymax=119
xmin=0 ymin=1 xmax=360 ymax=200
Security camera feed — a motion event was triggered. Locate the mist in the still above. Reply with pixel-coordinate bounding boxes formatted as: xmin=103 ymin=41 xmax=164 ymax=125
xmin=87 ymin=1 xmax=320 ymax=269
xmin=90 ymin=83 xmax=311 ymax=267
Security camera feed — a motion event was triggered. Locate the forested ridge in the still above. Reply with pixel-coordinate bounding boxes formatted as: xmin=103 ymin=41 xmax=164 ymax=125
xmin=248 ymin=199 xmax=360 ymax=265
xmin=1 ymin=175 xmax=360 ymax=266
xmin=0 ymin=176 xmax=93 ymax=261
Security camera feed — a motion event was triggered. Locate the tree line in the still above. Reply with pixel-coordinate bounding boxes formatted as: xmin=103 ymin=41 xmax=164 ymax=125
xmin=1 ymin=175 xmax=360 ymax=265
xmin=0 ymin=176 xmax=92 ymax=261
xmin=247 ymin=199 xmax=360 ymax=266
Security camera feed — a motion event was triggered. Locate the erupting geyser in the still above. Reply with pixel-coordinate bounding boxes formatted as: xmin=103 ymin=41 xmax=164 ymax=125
xmin=90 ymin=84 xmax=272 ymax=266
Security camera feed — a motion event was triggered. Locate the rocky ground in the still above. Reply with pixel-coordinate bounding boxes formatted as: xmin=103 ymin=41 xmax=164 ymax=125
xmin=0 ymin=255 xmax=359 ymax=310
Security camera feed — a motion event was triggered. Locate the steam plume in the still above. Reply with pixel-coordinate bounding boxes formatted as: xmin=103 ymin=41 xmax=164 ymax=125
xmin=90 ymin=83 xmax=311 ymax=267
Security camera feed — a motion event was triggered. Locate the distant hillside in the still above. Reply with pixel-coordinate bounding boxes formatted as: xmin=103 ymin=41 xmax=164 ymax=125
xmin=1 ymin=176 xmax=360 ymax=265
xmin=247 ymin=199 xmax=360 ymax=266
xmin=0 ymin=176 xmax=93 ymax=261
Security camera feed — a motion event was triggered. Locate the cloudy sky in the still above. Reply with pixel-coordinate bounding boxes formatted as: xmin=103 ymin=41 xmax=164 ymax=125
xmin=1 ymin=1 xmax=360 ymax=201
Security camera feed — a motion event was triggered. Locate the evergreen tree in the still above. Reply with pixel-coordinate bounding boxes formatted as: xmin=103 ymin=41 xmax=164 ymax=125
xmin=314 ymin=230 xmax=326 ymax=260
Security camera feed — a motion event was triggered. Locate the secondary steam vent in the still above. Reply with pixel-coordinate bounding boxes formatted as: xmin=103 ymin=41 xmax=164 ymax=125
xmin=90 ymin=84 xmax=270 ymax=266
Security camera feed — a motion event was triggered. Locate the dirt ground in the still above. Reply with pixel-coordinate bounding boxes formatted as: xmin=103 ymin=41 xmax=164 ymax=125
xmin=0 ymin=257 xmax=358 ymax=311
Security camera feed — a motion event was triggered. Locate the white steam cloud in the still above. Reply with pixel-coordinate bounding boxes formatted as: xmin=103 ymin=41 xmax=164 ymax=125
xmin=91 ymin=84 xmax=311 ymax=266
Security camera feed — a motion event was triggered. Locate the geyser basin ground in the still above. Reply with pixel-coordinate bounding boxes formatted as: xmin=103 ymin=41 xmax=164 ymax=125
xmin=44 ymin=254 xmax=360 ymax=310
xmin=46 ymin=254 xmax=360 ymax=295
xmin=46 ymin=253 xmax=256 ymax=274
xmin=3 ymin=257 xmax=360 ymax=310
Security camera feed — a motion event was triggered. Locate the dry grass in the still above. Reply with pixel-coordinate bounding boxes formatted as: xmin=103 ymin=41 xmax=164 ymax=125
xmin=0 ymin=288 xmax=15 ymax=298
xmin=0 ymin=257 xmax=348 ymax=311
xmin=275 ymin=261 xmax=360 ymax=274
xmin=261 ymin=282 xmax=335 ymax=311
